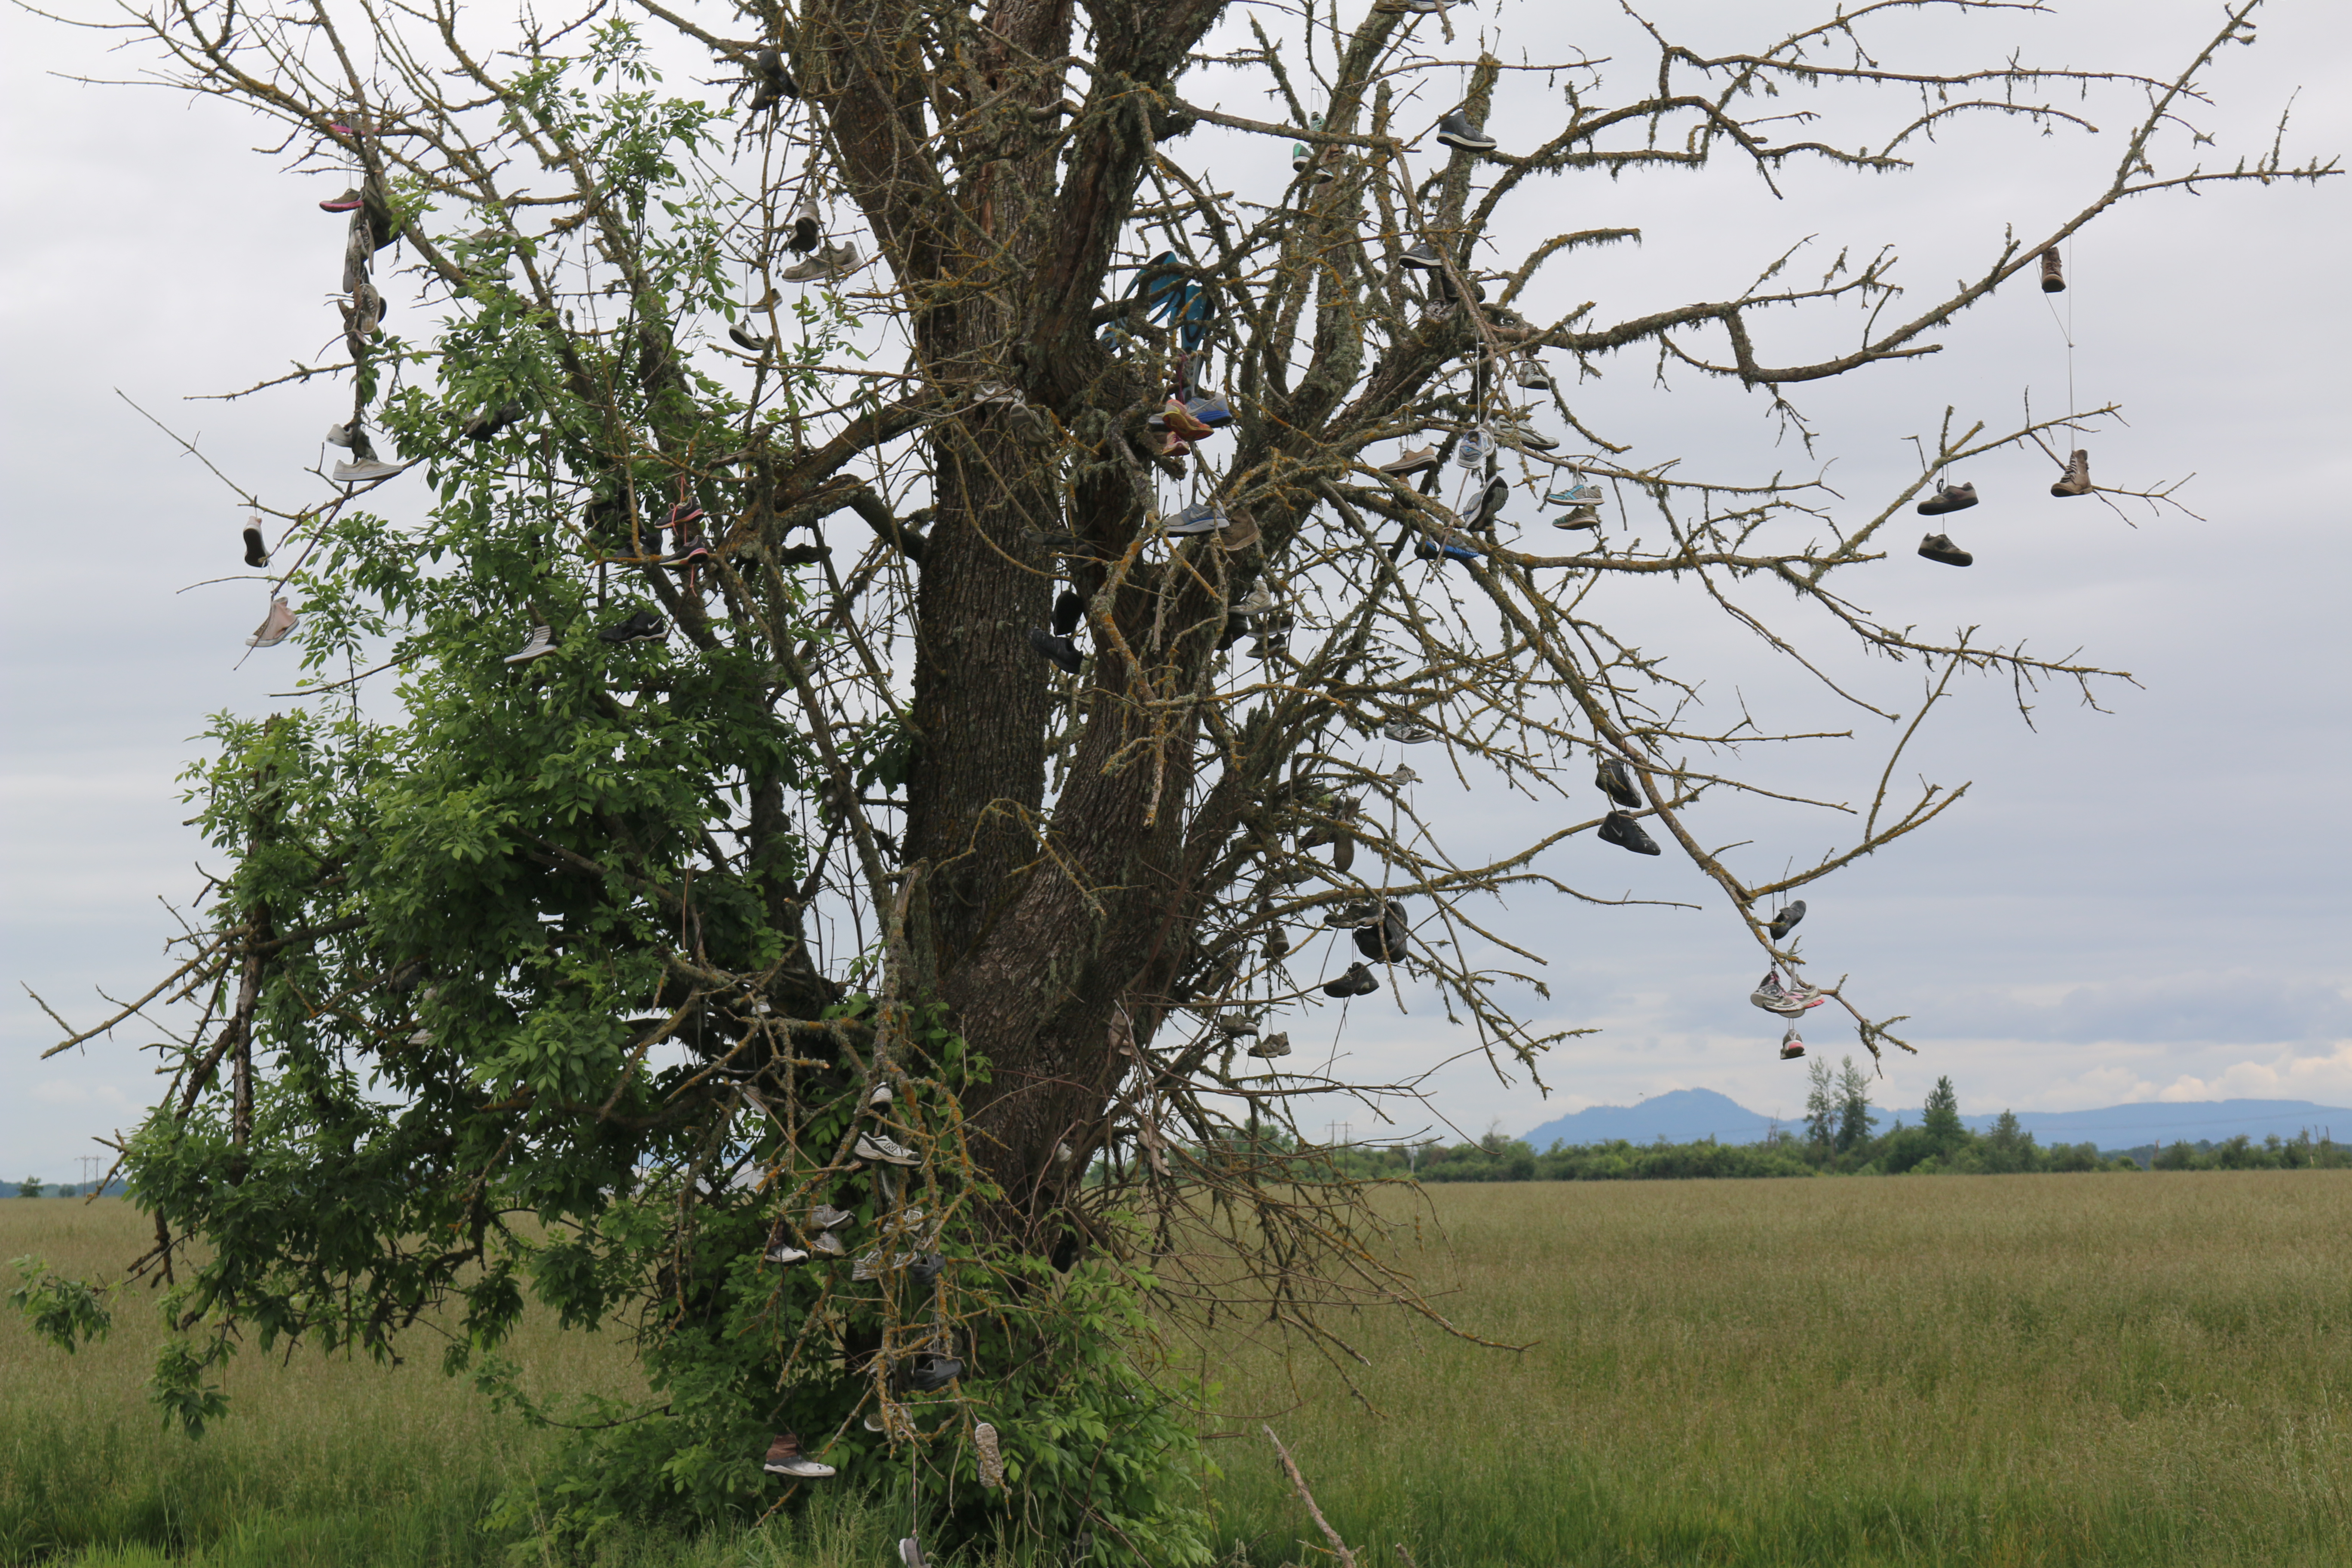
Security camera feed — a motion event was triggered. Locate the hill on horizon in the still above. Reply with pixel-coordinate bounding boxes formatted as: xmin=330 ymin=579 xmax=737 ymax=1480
xmin=1516 ymin=1091 xmax=2352 ymax=1153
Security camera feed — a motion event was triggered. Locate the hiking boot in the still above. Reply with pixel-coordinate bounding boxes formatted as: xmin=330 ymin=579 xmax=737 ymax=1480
xmin=331 ymin=458 xmax=405 ymax=483
xmin=763 ymin=1432 xmax=835 ymax=1480
xmin=1385 ymin=720 xmax=1437 ymax=744
xmin=1917 ymin=533 xmax=1973 ymax=567
xmin=975 ymin=1422 xmax=1005 ymax=1489
xmin=1598 ymin=811 xmax=1662 ymax=855
xmin=1052 ymin=589 xmax=1083 ymax=638
xmin=1028 ymin=628 xmax=1083 ymax=674
xmin=1594 ymin=755 xmax=1643 ymax=808
xmin=2039 ymin=248 xmax=2065 ymax=294
xmin=1917 ymin=481 xmax=1978 ymax=516
xmin=1779 ymin=1023 xmax=1806 ymax=1061
xmin=1398 ymin=240 xmax=1442 ymax=272
xmin=242 ymin=524 xmax=270 ymax=569
xmin=318 ymin=188 xmax=364 ymax=213
xmin=597 ymin=608 xmax=667 ymax=644
xmin=246 ymin=597 xmax=299 ymax=648
xmin=1435 ymin=110 xmax=1496 ymax=153
xmin=812 ymin=1204 xmax=855 ymax=1230
xmin=503 ymin=623 xmax=557 ymax=664
xmin=728 ymin=322 xmax=769 ymax=352
xmin=1248 ymin=1030 xmax=1292 ymax=1060
xmin=2050 ymin=449 xmax=2092 ymax=498
xmin=1322 ymin=962 xmax=1380 ymax=998
xmin=854 ymin=1132 xmax=919 ymax=1167
xmin=1381 ymin=445 xmax=1440 ymax=478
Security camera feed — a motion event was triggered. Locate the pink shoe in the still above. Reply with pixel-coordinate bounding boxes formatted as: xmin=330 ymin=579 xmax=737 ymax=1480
xmin=245 ymin=597 xmax=298 ymax=649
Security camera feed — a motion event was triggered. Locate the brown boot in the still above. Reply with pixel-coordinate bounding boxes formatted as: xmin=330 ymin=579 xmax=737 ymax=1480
xmin=2039 ymin=248 xmax=2066 ymax=294
xmin=2049 ymin=449 xmax=2092 ymax=497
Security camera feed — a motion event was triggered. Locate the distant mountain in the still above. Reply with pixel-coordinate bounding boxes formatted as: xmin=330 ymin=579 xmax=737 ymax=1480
xmin=1517 ymin=1092 xmax=2352 ymax=1152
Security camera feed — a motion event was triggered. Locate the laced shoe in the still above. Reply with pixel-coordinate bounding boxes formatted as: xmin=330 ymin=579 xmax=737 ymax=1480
xmin=1153 ymin=399 xmax=1214 ymax=440
xmin=1262 ymin=926 xmax=1290 ymax=960
xmin=332 ymin=458 xmax=405 ymax=483
xmin=812 ymin=1230 xmax=846 ymax=1256
xmin=1916 ymin=481 xmax=1978 ymax=516
xmin=1216 ymin=1014 xmax=1261 ymax=1037
xmin=1385 ymin=720 xmax=1437 ymax=744
xmin=597 ymin=608 xmax=667 ymax=644
xmin=1250 ymin=611 xmax=1293 ymax=657
xmin=870 ymin=1083 xmax=894 ymax=1108
xmin=1237 ymin=585 xmax=1277 ymax=618
xmin=246 ymin=597 xmax=299 ymax=649
xmin=1387 ymin=764 xmax=1420 ymax=786
xmin=2039 ymin=248 xmax=2065 ymax=294
xmin=1380 ymin=445 xmax=1439 ymax=478
xmin=1455 ymin=428 xmax=1494 ymax=470
xmin=325 ymin=421 xmax=359 ymax=451
xmin=503 ymin=623 xmax=557 ymax=664
xmin=1323 ymin=902 xmax=1377 ymax=928
xmin=1219 ymin=506 xmax=1261 ymax=551
xmin=909 ymin=1356 xmax=963 ymax=1393
xmin=854 ymin=1131 xmax=919 ymax=1167
xmin=728 ymin=322 xmax=769 ymax=352
xmin=1354 ymin=902 xmax=1408 ymax=963
xmin=1545 ymin=480 xmax=1603 ymax=506
xmin=1749 ymin=969 xmax=1824 ymax=1016
xmin=764 ymin=1432 xmax=836 ymax=1480
xmin=1550 ymin=504 xmax=1602 ymax=530
xmin=462 ymin=402 xmax=525 ymax=443
xmin=1184 ymin=394 xmax=1235 ymax=428
xmin=1767 ymin=900 xmax=1807 ymax=940
xmin=318 ymin=188 xmax=364 ymax=213
xmin=1052 ymin=588 xmax=1084 ymax=638
xmin=1166 ymin=500 xmax=1229 ymax=536
xmin=975 ymin=1423 xmax=1005 ymax=1490
xmin=1513 ymin=353 xmax=1553 ymax=390
xmin=812 ymin=1204 xmax=854 ymax=1230
xmin=1322 ymin=962 xmax=1380 ymax=998
xmin=1917 ymin=533 xmax=1974 ymax=567
xmin=1415 ymin=539 xmax=1481 ymax=566
xmin=781 ymin=242 xmax=858 ymax=282
xmin=1466 ymin=476 xmax=1510 ymax=531
xmin=765 ymin=1237 xmax=810 ymax=1266
xmin=1492 ymin=416 xmax=1559 ymax=453
xmin=1028 ymin=629 xmax=1083 ymax=675
xmin=1434 ymin=110 xmax=1496 ymax=153
xmin=1598 ymin=811 xmax=1662 ymax=856
xmin=1594 ymin=755 xmax=1642 ymax=808
xmin=1779 ymin=1023 xmax=1806 ymax=1061
xmin=900 ymin=1540 xmax=929 ymax=1568
xmin=2050 ymin=449 xmax=2092 ymax=498
xmin=242 ymin=523 xmax=270 ymax=569
xmin=1248 ymin=1030 xmax=1292 ymax=1060
xmin=789 ymin=196 xmax=821 ymax=255
xmin=908 ymin=1253 xmax=946 ymax=1290
xmin=1398 ymin=240 xmax=1442 ymax=272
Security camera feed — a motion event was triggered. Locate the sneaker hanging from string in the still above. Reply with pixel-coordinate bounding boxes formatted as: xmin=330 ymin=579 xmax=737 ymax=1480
xmin=2050 ymin=449 xmax=2092 ymax=498
xmin=1248 ymin=1029 xmax=1292 ymax=1060
xmin=245 ymin=597 xmax=299 ymax=649
xmin=503 ymin=619 xmax=557 ymax=664
xmin=1779 ymin=1022 xmax=1806 ymax=1061
xmin=1767 ymin=900 xmax=1807 ymax=940
xmin=1381 ymin=444 xmax=1439 ymax=478
xmin=1917 ymin=533 xmax=1974 ymax=567
xmin=1434 ymin=109 xmax=1497 ymax=153
xmin=1455 ymin=428 xmax=1494 ymax=470
xmin=1594 ymin=755 xmax=1642 ymax=809
xmin=1597 ymin=811 xmax=1661 ymax=856
xmin=1028 ymin=628 xmax=1083 ymax=674
xmin=763 ymin=1432 xmax=835 ymax=1480
xmin=242 ymin=521 xmax=270 ymax=569
xmin=788 ymin=194 xmax=821 ymax=255
xmin=1916 ymin=481 xmax=1978 ymax=515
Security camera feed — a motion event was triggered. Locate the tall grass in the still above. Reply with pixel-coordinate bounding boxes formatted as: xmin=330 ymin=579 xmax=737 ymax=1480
xmin=10 ymin=1177 xmax=2351 ymax=1565
xmin=1191 ymin=1174 xmax=2352 ymax=1567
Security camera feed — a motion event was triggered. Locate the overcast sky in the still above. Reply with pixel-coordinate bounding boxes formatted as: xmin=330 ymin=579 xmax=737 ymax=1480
xmin=3 ymin=0 xmax=2347 ymax=1177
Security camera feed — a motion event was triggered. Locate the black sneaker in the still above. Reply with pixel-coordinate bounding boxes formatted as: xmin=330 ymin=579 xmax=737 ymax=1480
xmin=1594 ymin=756 xmax=1643 ymax=808
xmin=1322 ymin=961 xmax=1380 ymax=998
xmin=1398 ymin=240 xmax=1442 ymax=271
xmin=908 ymin=1252 xmax=945 ymax=1289
xmin=597 ymin=608 xmax=668 ymax=643
xmin=1467 ymin=475 xmax=1510 ymax=532
xmin=1598 ymin=811 xmax=1662 ymax=855
xmin=908 ymin=1356 xmax=963 ymax=1392
xmin=1767 ymin=900 xmax=1807 ymax=940
xmin=1028 ymin=628 xmax=1083 ymax=674
xmin=1052 ymin=588 xmax=1083 ymax=638
xmin=729 ymin=322 xmax=769 ymax=352
xmin=242 ymin=524 xmax=270 ymax=569
xmin=1917 ymin=533 xmax=1973 ymax=567
xmin=1434 ymin=110 xmax=1496 ymax=153
xmin=1916 ymin=482 xmax=1978 ymax=516
xmin=1353 ymin=901 xmax=1409 ymax=963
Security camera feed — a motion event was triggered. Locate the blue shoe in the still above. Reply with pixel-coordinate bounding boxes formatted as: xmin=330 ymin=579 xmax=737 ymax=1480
xmin=1166 ymin=501 xmax=1228 ymax=536
xmin=1185 ymin=395 xmax=1234 ymax=428
xmin=1415 ymin=541 xmax=1481 ymax=565
xmin=1544 ymin=483 xmax=1603 ymax=506
xmin=1455 ymin=429 xmax=1494 ymax=469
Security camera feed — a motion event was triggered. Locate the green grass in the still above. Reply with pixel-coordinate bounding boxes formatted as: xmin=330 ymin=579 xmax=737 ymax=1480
xmin=8 ymin=1176 xmax=2351 ymax=1565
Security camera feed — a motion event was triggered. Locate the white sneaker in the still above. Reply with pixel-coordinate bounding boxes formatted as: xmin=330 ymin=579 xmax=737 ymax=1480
xmin=1513 ymin=354 xmax=1553 ymax=390
xmin=503 ymin=624 xmax=557 ymax=664
xmin=854 ymin=1131 xmax=919 ymax=1166
xmin=245 ymin=597 xmax=299 ymax=648
xmin=1385 ymin=721 xmax=1437 ymax=744
xmin=332 ymin=458 xmax=405 ymax=483
xmin=1455 ymin=429 xmax=1494 ymax=469
xmin=1166 ymin=501 xmax=1228 ymax=536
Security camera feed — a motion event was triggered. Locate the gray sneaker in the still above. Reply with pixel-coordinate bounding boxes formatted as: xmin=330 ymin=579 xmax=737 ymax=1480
xmin=854 ymin=1132 xmax=919 ymax=1166
xmin=1917 ymin=533 xmax=1973 ymax=567
xmin=812 ymin=1204 xmax=855 ymax=1230
xmin=331 ymin=458 xmax=405 ymax=483
xmin=1434 ymin=110 xmax=1496 ymax=153
xmin=1247 ymin=1030 xmax=1292 ymax=1059
xmin=1385 ymin=720 xmax=1437 ymax=744
xmin=1767 ymin=900 xmax=1807 ymax=940
xmin=2049 ymin=449 xmax=2092 ymax=498
xmin=1916 ymin=481 xmax=1978 ymax=516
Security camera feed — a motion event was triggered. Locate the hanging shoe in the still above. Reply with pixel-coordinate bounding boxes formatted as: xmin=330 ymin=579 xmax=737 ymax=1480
xmin=1466 ymin=476 xmax=1510 ymax=531
xmin=1166 ymin=501 xmax=1229 ymax=536
xmin=1917 ymin=533 xmax=1974 ymax=567
xmin=975 ymin=1423 xmax=1005 ymax=1490
xmin=332 ymin=458 xmax=405 ymax=483
xmin=1594 ymin=756 xmax=1643 ymax=808
xmin=1917 ymin=481 xmax=1978 ymax=516
xmin=1434 ymin=110 xmax=1497 ymax=153
xmin=1398 ymin=240 xmax=1442 ymax=272
xmin=1544 ymin=480 xmax=1603 ymax=506
xmin=1237 ymin=585 xmax=1277 ymax=618
xmin=1052 ymin=589 xmax=1084 ymax=638
xmin=1380 ymin=444 xmax=1440 ymax=478
xmin=242 ymin=523 xmax=270 ymax=569
xmin=854 ymin=1132 xmax=919 ymax=1166
xmin=461 ymin=402 xmax=526 ymax=443
xmin=1491 ymin=416 xmax=1559 ymax=453
xmin=503 ymin=622 xmax=558 ymax=664
xmin=1262 ymin=925 xmax=1290 ymax=960
xmin=245 ymin=597 xmax=299 ymax=648
xmin=1152 ymin=399 xmax=1215 ymax=440
xmin=1250 ymin=611 xmax=1293 ymax=658
xmin=728 ymin=322 xmax=769 ymax=352
xmin=325 ymin=421 xmax=358 ymax=451
xmin=765 ymin=1237 xmax=810 ymax=1266
xmin=1216 ymin=1013 xmax=1261 ymax=1037
xmin=1598 ymin=811 xmax=1662 ymax=856
xmin=900 ymin=1540 xmax=929 ymax=1568
xmin=909 ymin=1356 xmax=964 ymax=1393
xmin=1415 ymin=539 xmax=1482 ymax=566
xmin=788 ymin=195 xmax=821 ymax=255
xmin=2039 ymin=248 xmax=2066 ymax=294
xmin=1184 ymin=394 xmax=1235 ymax=428
xmin=1749 ymin=969 xmax=1825 ymax=1016
xmin=2050 ymin=449 xmax=2092 ymax=498
xmin=1321 ymin=962 xmax=1380 ymax=998
xmin=318 ymin=188 xmax=364 ymax=213
xmin=1779 ymin=1023 xmax=1806 ymax=1061
xmin=1387 ymin=764 xmax=1420 ymax=786
xmin=596 ymin=608 xmax=668 ymax=644
xmin=1247 ymin=1029 xmax=1292 ymax=1059
xmin=763 ymin=1432 xmax=836 ymax=1480
xmin=1550 ymin=504 xmax=1602 ymax=530
xmin=1513 ymin=353 xmax=1553 ymax=390
xmin=812 ymin=1230 xmax=846 ymax=1256
xmin=1028 ymin=628 xmax=1083 ymax=674
xmin=811 ymin=1204 xmax=854 ymax=1231
xmin=1455 ymin=428 xmax=1494 ymax=470
xmin=1767 ymin=900 xmax=1807 ymax=940
xmin=1293 ymin=113 xmax=1321 ymax=172
xmin=1374 ymin=0 xmax=1447 ymax=11
xmin=1386 ymin=720 xmax=1437 ymax=744
xmin=1353 ymin=902 xmax=1408 ymax=963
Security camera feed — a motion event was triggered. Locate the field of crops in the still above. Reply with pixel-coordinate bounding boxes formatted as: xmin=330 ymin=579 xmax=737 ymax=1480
xmin=6 ymin=1173 xmax=2348 ymax=1565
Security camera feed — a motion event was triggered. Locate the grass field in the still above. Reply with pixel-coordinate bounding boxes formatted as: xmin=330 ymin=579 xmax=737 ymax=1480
xmin=6 ymin=1175 xmax=2349 ymax=1566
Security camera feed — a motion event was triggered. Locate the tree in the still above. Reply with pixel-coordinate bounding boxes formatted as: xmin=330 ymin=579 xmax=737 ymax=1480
xmin=1835 ymin=1056 xmax=1878 ymax=1154
xmin=15 ymin=1178 xmax=40 ymax=1200
xmin=1804 ymin=1056 xmax=1841 ymax=1153
xmin=1922 ymin=1075 xmax=1965 ymax=1147
xmin=27 ymin=0 xmax=2328 ymax=1550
